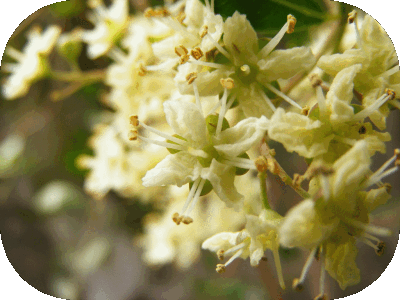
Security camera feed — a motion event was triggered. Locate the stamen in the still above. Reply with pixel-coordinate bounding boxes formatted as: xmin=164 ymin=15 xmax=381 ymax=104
xmin=180 ymin=178 xmax=201 ymax=215
xmin=199 ymin=25 xmax=208 ymax=38
xmin=293 ymin=247 xmax=318 ymax=291
xmin=221 ymin=159 xmax=257 ymax=170
xmin=376 ymin=241 xmax=386 ymax=256
xmin=191 ymin=47 xmax=204 ymax=60
xmin=260 ymin=91 xmax=277 ymax=112
xmin=188 ymin=59 xmax=224 ymax=69
xmin=316 ymin=85 xmax=327 ymax=116
xmin=211 ymin=0 xmax=214 ymax=13
xmin=343 ymin=218 xmax=392 ymax=237
xmin=5 ymin=47 xmax=25 ymax=61
xmin=316 ymin=247 xmax=326 ymax=300
xmin=348 ymin=10 xmax=363 ymax=50
xmin=192 ymin=80 xmax=203 ymax=115
xmin=179 ymin=54 xmax=190 ymax=64
xmin=223 ymin=242 xmax=247 ymax=257
xmin=2 ymin=63 xmax=19 ymax=73
xmin=145 ymin=58 xmax=179 ymax=72
xmin=321 ymin=175 xmax=330 ymax=201
xmin=204 ymin=33 xmax=232 ymax=61
xmin=378 ymin=64 xmax=400 ymax=78
xmin=138 ymin=64 xmax=147 ymax=76
xmin=186 ymin=72 xmax=198 ymax=84
xmin=216 ymin=87 xmax=229 ymax=136
xmin=364 ymin=149 xmax=400 ymax=187
xmin=216 ymin=264 xmax=226 ymax=273
xmin=259 ymin=16 xmax=292 ymax=58
xmin=220 ymin=78 xmax=235 ymax=90
xmin=204 ymin=0 xmax=210 ymax=10
xmin=217 ymin=249 xmax=225 ymax=260
xmin=139 ymin=136 xmax=185 ymax=151
xmin=137 ymin=120 xmax=187 ymax=146
xmin=264 ymin=83 xmax=302 ymax=109
xmin=175 ymin=44 xmax=188 ymax=57
xmin=240 ymin=65 xmax=251 ymax=76
xmin=108 ymin=47 xmax=127 ymax=63
xmin=272 ymin=246 xmax=286 ymax=289
xmin=224 ymin=248 xmax=244 ymax=267
xmin=287 ymin=14 xmax=297 ymax=34
xmin=185 ymin=178 xmax=206 ymax=217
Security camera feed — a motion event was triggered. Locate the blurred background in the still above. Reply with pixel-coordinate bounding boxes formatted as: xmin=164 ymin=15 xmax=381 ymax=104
xmin=0 ymin=1 xmax=399 ymax=299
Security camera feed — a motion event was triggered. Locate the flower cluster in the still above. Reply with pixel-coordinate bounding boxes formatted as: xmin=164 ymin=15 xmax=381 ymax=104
xmin=2 ymin=1 xmax=399 ymax=298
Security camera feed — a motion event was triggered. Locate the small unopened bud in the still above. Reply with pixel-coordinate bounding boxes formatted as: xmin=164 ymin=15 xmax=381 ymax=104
xmin=216 ymin=264 xmax=226 ymax=274
xmin=217 ymin=249 xmax=225 ymax=260
xmin=186 ymin=72 xmax=198 ymax=84
xmin=175 ymin=45 xmax=188 ymax=57
xmin=292 ymin=278 xmax=304 ymax=292
xmin=376 ymin=241 xmax=386 ymax=256
xmin=287 ymin=14 xmax=296 ymax=33
xmin=191 ymin=47 xmax=204 ymax=60
xmin=200 ymin=25 xmax=208 ymax=38
xmin=220 ymin=78 xmax=235 ymax=89
xmin=348 ymin=10 xmax=357 ymax=24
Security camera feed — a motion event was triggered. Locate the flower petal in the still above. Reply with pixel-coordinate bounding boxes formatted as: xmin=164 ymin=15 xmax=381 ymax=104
xmin=163 ymin=100 xmax=208 ymax=147
xmin=142 ymin=152 xmax=200 ymax=187
xmin=214 ymin=116 xmax=269 ymax=158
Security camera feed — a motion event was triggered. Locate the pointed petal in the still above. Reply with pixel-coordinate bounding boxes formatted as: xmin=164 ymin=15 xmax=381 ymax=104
xmin=142 ymin=152 xmax=200 ymax=187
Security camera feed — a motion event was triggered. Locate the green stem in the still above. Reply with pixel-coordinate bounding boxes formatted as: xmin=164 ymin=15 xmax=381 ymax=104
xmin=259 ymin=171 xmax=271 ymax=210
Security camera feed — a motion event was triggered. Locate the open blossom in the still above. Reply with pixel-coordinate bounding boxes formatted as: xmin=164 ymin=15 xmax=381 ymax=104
xmin=2 ymin=25 xmax=61 ymax=99
xmin=175 ymin=12 xmax=316 ymax=118
xmin=279 ymin=140 xmax=399 ymax=291
xmin=268 ymin=65 xmax=392 ymax=160
xmin=318 ymin=12 xmax=400 ymax=129
xmin=131 ymin=97 xmax=268 ymax=223
xmin=202 ymin=209 xmax=285 ymax=288
xmin=82 ymin=0 xmax=129 ymax=59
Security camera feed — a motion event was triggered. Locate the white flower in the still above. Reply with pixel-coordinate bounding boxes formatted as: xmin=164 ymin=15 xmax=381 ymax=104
xmin=202 ymin=209 xmax=285 ymax=288
xmin=136 ymin=99 xmax=268 ymax=221
xmin=175 ymin=12 xmax=316 ymax=118
xmin=268 ymin=65 xmax=392 ymax=159
xmin=2 ymin=25 xmax=61 ymax=99
xmin=317 ymin=13 xmax=400 ymax=129
xmin=82 ymin=0 xmax=129 ymax=59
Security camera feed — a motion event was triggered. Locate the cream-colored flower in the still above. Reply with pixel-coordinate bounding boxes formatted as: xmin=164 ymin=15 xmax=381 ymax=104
xmin=268 ymin=65 xmax=392 ymax=160
xmin=139 ymin=186 xmax=245 ymax=269
xmin=318 ymin=12 xmax=400 ymax=129
xmin=82 ymin=0 xmax=129 ymax=59
xmin=279 ymin=141 xmax=398 ymax=291
xmin=202 ymin=209 xmax=285 ymax=288
xmin=2 ymin=25 xmax=61 ymax=99
xmin=175 ymin=12 xmax=316 ymax=118
xmin=133 ymin=98 xmax=268 ymax=222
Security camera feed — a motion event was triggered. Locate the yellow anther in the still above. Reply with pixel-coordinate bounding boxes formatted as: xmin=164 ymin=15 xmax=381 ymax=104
xmin=191 ymin=47 xmax=204 ymax=60
xmin=172 ymin=212 xmax=182 ymax=225
xmin=182 ymin=216 xmax=193 ymax=225
xmin=128 ymin=130 xmax=138 ymax=141
xmin=301 ymin=105 xmax=310 ymax=116
xmin=129 ymin=115 xmax=139 ymax=127
xmin=138 ymin=64 xmax=147 ymax=76
xmin=216 ymin=264 xmax=226 ymax=274
xmin=314 ymin=294 xmax=327 ymax=300
xmin=385 ymin=88 xmax=396 ymax=100
xmin=240 ymin=64 xmax=250 ymax=75
xmin=348 ymin=10 xmax=357 ymax=24
xmin=309 ymin=73 xmax=322 ymax=88
xmin=358 ymin=125 xmax=367 ymax=134
xmin=175 ymin=45 xmax=189 ymax=57
xmin=154 ymin=7 xmax=170 ymax=17
xmin=292 ymin=278 xmax=304 ymax=292
xmin=200 ymin=25 xmax=208 ymax=38
xmin=384 ymin=183 xmax=392 ymax=194
xmin=186 ymin=72 xmax=198 ymax=84
xmin=395 ymin=149 xmax=400 ymax=166
xmin=217 ymin=249 xmax=225 ymax=260
xmin=287 ymin=14 xmax=297 ymax=34
xmin=176 ymin=11 xmax=186 ymax=24
xmin=179 ymin=54 xmax=190 ymax=64
xmin=376 ymin=241 xmax=386 ymax=256
xmin=220 ymin=78 xmax=235 ymax=89
xmin=255 ymin=156 xmax=268 ymax=172
xmin=144 ymin=8 xmax=155 ymax=18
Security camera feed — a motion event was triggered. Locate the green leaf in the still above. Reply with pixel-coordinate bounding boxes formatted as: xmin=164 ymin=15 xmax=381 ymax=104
xmin=201 ymin=0 xmax=327 ymax=46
